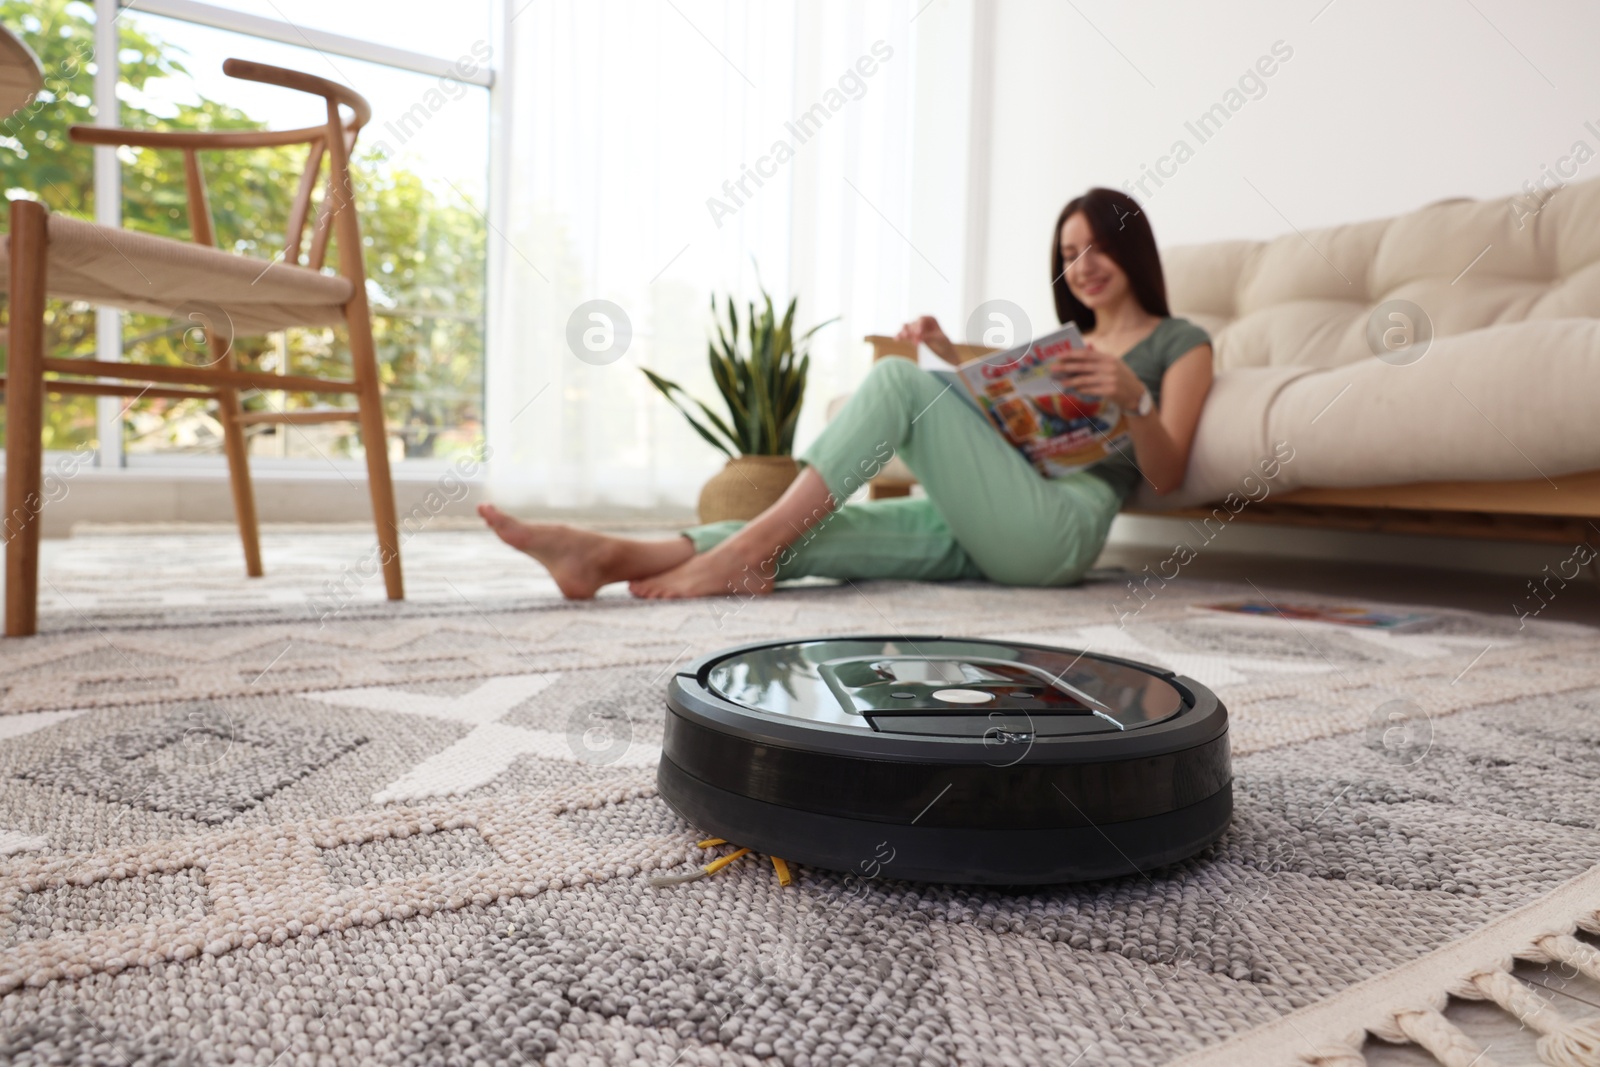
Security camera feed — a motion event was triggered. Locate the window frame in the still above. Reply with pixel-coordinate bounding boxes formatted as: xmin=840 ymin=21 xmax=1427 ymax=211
xmin=84 ymin=0 xmax=496 ymax=476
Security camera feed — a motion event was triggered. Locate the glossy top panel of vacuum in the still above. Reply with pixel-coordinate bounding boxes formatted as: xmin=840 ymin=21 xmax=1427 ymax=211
xmin=701 ymin=636 xmax=1188 ymax=742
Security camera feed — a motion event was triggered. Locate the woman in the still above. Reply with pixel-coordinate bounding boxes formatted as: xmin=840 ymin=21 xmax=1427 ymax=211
xmin=479 ymin=187 xmax=1213 ymax=599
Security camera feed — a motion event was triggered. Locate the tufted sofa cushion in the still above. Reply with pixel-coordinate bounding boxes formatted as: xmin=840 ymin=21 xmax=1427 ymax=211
xmin=1134 ymin=177 xmax=1600 ymax=508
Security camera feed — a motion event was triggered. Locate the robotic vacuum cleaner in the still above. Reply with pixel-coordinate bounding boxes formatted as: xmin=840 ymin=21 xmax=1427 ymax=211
xmin=658 ymin=636 xmax=1231 ymax=885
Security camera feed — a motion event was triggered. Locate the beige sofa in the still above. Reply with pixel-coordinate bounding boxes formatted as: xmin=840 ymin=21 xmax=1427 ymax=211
xmin=862 ymin=178 xmax=1600 ymax=547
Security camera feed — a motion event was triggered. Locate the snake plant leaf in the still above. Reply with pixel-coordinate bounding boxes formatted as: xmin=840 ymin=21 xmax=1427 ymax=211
xmin=773 ymin=300 xmax=796 ymax=378
xmin=643 ymin=272 xmax=835 ymax=459
xmin=691 ymin=380 xmax=745 ymax=449
xmin=744 ymin=367 xmax=768 ymax=453
xmin=684 ymin=383 xmax=744 ymax=452
xmin=798 ymin=315 xmax=841 ymax=341
xmin=756 ymin=297 xmax=784 ymax=451
xmin=708 ymin=344 xmax=748 ymax=429
xmin=776 ymin=349 xmax=811 ymax=451
xmin=640 ymin=367 xmax=737 ymax=458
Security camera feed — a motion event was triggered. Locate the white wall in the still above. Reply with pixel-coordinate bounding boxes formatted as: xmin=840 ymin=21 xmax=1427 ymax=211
xmin=956 ymin=0 xmax=1600 ymax=575
xmin=973 ymin=0 xmax=1600 ymax=330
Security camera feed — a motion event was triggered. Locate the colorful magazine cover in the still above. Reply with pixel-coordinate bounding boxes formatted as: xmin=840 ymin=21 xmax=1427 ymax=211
xmin=1200 ymin=601 xmax=1436 ymax=630
xmin=954 ymin=322 xmax=1129 ymax=478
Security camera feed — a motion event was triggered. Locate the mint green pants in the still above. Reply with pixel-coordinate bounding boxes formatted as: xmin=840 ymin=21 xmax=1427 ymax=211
xmin=683 ymin=357 xmax=1123 ymax=586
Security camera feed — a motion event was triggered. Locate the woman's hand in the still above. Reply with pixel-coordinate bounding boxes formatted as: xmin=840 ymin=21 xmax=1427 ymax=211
xmin=1054 ymin=345 xmax=1147 ymax=409
xmin=896 ymin=315 xmax=957 ymax=363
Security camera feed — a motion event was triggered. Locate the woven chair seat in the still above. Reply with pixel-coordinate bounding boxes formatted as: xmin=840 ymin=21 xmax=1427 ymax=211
xmin=0 ymin=212 xmax=353 ymax=335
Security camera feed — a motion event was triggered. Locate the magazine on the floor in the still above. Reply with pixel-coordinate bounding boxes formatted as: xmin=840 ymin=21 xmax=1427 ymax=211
xmin=949 ymin=322 xmax=1130 ymax=478
xmin=1199 ymin=600 xmax=1437 ymax=630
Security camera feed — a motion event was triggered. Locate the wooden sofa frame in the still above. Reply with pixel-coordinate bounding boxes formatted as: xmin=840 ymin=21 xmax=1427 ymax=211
xmin=863 ymin=336 xmax=1600 ymax=551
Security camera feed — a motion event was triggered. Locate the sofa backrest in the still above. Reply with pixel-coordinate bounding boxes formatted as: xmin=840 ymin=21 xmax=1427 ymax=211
xmin=1161 ymin=176 xmax=1600 ymax=371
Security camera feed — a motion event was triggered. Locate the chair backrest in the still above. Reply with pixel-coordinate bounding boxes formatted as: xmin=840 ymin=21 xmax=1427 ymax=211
xmin=1162 ymin=176 xmax=1600 ymax=372
xmin=70 ymin=58 xmax=372 ymax=276
xmin=0 ymin=22 xmax=44 ymax=117
xmin=219 ymin=59 xmax=372 ymax=273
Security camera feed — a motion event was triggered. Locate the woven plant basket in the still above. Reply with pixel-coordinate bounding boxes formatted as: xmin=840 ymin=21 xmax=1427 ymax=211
xmin=697 ymin=455 xmax=800 ymax=524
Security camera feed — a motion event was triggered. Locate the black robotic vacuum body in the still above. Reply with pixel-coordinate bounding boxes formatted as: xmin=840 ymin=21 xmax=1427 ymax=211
xmin=658 ymin=636 xmax=1231 ymax=885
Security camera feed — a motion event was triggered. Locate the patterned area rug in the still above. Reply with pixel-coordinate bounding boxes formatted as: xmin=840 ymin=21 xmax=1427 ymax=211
xmin=2 ymin=527 xmax=1600 ymax=1066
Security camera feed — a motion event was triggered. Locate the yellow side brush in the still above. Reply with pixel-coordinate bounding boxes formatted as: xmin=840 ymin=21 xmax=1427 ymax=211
xmin=651 ymin=837 xmax=796 ymax=888
xmin=649 ymin=847 xmax=751 ymax=886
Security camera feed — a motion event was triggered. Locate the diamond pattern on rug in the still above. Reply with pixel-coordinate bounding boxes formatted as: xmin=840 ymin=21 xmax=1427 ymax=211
xmin=10 ymin=867 xmax=208 ymax=943
xmin=14 ymin=706 xmax=368 ymax=824
xmin=303 ymin=673 xmax=662 ymax=803
xmin=499 ymin=664 xmax=667 ymax=734
xmin=557 ymin=795 xmax=690 ymax=849
xmin=73 ymin=674 xmax=181 ymax=697
xmin=321 ymin=827 xmax=502 ymax=888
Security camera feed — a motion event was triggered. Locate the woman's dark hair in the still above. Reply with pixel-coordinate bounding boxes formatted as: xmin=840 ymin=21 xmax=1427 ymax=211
xmin=1050 ymin=188 xmax=1170 ymax=330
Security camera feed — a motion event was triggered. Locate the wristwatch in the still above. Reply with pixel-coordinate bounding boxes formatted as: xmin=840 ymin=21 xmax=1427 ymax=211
xmin=1133 ymin=388 xmax=1155 ymax=417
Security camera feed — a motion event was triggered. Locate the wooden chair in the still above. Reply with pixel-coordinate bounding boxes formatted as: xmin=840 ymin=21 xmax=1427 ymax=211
xmin=1 ymin=58 xmax=404 ymax=636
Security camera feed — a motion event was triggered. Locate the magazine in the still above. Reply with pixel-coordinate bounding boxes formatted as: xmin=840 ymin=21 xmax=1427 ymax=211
xmin=1200 ymin=601 xmax=1436 ymax=630
xmin=952 ymin=322 xmax=1129 ymax=478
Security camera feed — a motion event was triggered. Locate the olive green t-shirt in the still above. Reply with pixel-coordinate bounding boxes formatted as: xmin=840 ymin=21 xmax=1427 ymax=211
xmin=1083 ymin=316 xmax=1211 ymax=500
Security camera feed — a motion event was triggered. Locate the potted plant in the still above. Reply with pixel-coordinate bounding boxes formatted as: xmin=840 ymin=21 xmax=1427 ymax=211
xmin=643 ymin=285 xmax=835 ymax=523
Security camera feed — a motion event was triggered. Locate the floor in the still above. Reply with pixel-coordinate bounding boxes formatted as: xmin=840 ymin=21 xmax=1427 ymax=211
xmin=1094 ymin=542 xmax=1600 ymax=627
xmin=14 ymin=521 xmax=1600 ymax=1065
xmin=48 ymin=516 xmax=1596 ymax=625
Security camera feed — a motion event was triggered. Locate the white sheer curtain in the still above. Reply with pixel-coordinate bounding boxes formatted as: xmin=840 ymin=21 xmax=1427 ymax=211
xmin=485 ymin=0 xmax=924 ymax=510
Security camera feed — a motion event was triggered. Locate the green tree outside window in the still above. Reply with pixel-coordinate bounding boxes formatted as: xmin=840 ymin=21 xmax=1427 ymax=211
xmin=0 ymin=0 xmax=486 ymax=459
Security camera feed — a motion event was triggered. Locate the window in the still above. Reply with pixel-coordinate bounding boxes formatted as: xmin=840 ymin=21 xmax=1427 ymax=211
xmin=1 ymin=0 xmax=491 ymax=465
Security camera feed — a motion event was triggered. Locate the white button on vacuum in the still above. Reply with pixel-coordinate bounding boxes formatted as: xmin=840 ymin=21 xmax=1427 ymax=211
xmin=931 ymin=688 xmax=995 ymax=704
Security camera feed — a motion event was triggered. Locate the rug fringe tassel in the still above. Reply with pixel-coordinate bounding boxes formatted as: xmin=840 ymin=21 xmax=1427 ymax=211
xmin=1453 ymin=967 xmax=1600 ymax=1067
xmin=1393 ymin=1008 xmax=1500 ymax=1067
xmin=1150 ymin=871 xmax=1600 ymax=1067
xmin=1530 ymin=933 xmax=1600 ymax=984
xmin=1281 ymin=909 xmax=1600 ymax=1067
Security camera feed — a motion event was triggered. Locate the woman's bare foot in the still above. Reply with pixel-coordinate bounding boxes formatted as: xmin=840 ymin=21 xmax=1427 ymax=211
xmin=629 ymin=541 xmax=775 ymax=600
xmin=478 ymin=504 xmax=691 ymax=599
xmin=626 ymin=467 xmax=835 ymax=600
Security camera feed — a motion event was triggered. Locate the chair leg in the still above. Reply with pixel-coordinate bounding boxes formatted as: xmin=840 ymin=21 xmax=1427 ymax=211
xmin=215 ymin=371 xmax=264 ymax=578
xmin=346 ymin=307 xmax=403 ymax=600
xmin=5 ymin=199 xmax=49 ymax=637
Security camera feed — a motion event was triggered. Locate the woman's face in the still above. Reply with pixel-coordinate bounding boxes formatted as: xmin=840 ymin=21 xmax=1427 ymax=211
xmin=1059 ymin=212 xmax=1129 ymax=312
